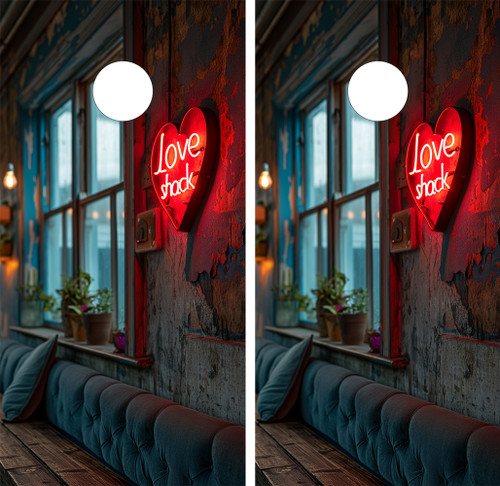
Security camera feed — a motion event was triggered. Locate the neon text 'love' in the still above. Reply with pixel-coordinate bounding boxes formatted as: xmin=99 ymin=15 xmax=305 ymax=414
xmin=153 ymin=132 xmax=202 ymax=200
xmin=409 ymin=132 xmax=457 ymax=200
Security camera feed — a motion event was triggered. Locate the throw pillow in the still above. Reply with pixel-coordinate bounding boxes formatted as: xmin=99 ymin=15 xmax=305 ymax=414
xmin=2 ymin=335 xmax=58 ymax=422
xmin=257 ymin=335 xmax=313 ymax=422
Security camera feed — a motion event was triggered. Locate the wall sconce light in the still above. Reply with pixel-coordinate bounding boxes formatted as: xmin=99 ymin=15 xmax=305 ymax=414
xmin=3 ymin=163 xmax=17 ymax=190
xmin=258 ymin=163 xmax=272 ymax=190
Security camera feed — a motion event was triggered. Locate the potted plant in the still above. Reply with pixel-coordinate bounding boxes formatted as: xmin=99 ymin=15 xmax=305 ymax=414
xmin=17 ymin=283 xmax=56 ymax=328
xmin=112 ymin=328 xmax=126 ymax=353
xmin=0 ymin=227 xmax=13 ymax=258
xmin=312 ymin=270 xmax=347 ymax=338
xmin=272 ymin=283 xmax=311 ymax=327
xmin=256 ymin=228 xmax=268 ymax=258
xmin=368 ymin=328 xmax=381 ymax=353
xmin=57 ymin=270 xmax=92 ymax=339
xmin=335 ymin=288 xmax=368 ymax=345
xmin=83 ymin=288 xmax=113 ymax=345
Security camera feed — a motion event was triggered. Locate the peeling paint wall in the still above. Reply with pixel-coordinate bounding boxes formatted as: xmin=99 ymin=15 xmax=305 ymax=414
xmin=397 ymin=0 xmax=500 ymax=424
xmin=141 ymin=0 xmax=245 ymax=424
xmin=0 ymin=0 xmax=245 ymax=425
xmin=257 ymin=0 xmax=499 ymax=424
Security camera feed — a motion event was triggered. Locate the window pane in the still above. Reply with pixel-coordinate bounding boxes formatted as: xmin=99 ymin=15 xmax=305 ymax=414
xmin=83 ymin=198 xmax=112 ymax=295
xmin=371 ymin=190 xmax=380 ymax=326
xmin=319 ymin=208 xmax=328 ymax=275
xmin=339 ymin=197 xmax=366 ymax=292
xmin=116 ymin=190 xmax=125 ymax=328
xmin=89 ymin=82 xmax=122 ymax=194
xmin=50 ymin=100 xmax=72 ymax=208
xmin=299 ymin=213 xmax=318 ymax=320
xmin=345 ymin=84 xmax=376 ymax=194
xmin=45 ymin=214 xmax=63 ymax=313
xmin=65 ymin=208 xmax=73 ymax=277
xmin=305 ymin=99 xmax=327 ymax=209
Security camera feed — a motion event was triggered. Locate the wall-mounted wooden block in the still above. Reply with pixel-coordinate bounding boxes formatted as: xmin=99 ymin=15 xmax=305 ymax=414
xmin=256 ymin=205 xmax=267 ymax=225
xmin=0 ymin=206 xmax=11 ymax=225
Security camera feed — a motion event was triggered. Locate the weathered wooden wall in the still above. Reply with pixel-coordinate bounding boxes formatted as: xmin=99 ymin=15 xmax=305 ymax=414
xmin=141 ymin=0 xmax=246 ymax=424
xmin=0 ymin=0 xmax=245 ymax=425
xmin=257 ymin=0 xmax=499 ymax=424
xmin=397 ymin=0 xmax=500 ymax=424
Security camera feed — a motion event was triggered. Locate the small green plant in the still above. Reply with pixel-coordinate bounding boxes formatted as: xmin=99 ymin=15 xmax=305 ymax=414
xmin=0 ymin=227 xmax=12 ymax=246
xmin=255 ymin=228 xmax=267 ymax=244
xmin=86 ymin=288 xmax=113 ymax=314
xmin=17 ymin=283 xmax=57 ymax=312
xmin=344 ymin=288 xmax=368 ymax=314
xmin=312 ymin=269 xmax=347 ymax=314
xmin=325 ymin=287 xmax=368 ymax=315
xmin=272 ymin=283 xmax=311 ymax=312
xmin=57 ymin=269 xmax=92 ymax=315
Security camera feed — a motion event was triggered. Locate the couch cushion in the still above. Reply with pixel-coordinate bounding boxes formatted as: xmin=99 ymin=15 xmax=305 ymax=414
xmin=2 ymin=335 xmax=58 ymax=422
xmin=44 ymin=357 xmax=245 ymax=485
xmin=256 ymin=337 xmax=500 ymax=486
xmin=0 ymin=339 xmax=32 ymax=393
xmin=257 ymin=335 xmax=312 ymax=422
xmin=255 ymin=338 xmax=287 ymax=393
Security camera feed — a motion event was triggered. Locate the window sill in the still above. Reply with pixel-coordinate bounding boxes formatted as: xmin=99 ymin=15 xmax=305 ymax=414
xmin=9 ymin=326 xmax=152 ymax=368
xmin=264 ymin=326 xmax=408 ymax=368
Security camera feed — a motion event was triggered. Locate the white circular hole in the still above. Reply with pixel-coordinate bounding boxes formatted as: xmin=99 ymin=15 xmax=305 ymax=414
xmin=348 ymin=61 xmax=408 ymax=122
xmin=93 ymin=61 xmax=153 ymax=122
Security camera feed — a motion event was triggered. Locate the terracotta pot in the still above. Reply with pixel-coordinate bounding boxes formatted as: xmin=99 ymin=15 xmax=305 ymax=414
xmin=84 ymin=313 xmax=113 ymax=345
xmin=316 ymin=312 xmax=328 ymax=338
xmin=61 ymin=303 xmax=73 ymax=337
xmin=338 ymin=313 xmax=368 ymax=345
xmin=20 ymin=301 xmax=44 ymax=327
xmin=0 ymin=241 xmax=13 ymax=258
xmin=69 ymin=313 xmax=86 ymax=341
xmin=276 ymin=301 xmax=298 ymax=327
xmin=0 ymin=206 xmax=11 ymax=225
xmin=324 ymin=314 xmax=341 ymax=341
xmin=256 ymin=241 xmax=268 ymax=258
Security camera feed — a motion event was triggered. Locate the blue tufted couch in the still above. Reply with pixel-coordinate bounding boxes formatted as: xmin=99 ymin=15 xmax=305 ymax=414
xmin=0 ymin=338 xmax=245 ymax=485
xmin=256 ymin=338 xmax=500 ymax=485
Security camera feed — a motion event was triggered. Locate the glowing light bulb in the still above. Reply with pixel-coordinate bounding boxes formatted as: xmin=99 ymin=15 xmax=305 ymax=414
xmin=258 ymin=164 xmax=272 ymax=190
xmin=3 ymin=164 xmax=17 ymax=190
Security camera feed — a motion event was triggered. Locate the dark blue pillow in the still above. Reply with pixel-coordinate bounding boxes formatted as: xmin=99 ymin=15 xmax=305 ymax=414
xmin=257 ymin=335 xmax=313 ymax=422
xmin=2 ymin=335 xmax=58 ymax=422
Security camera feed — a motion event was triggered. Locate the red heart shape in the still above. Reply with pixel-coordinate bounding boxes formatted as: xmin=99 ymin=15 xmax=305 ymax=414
xmin=151 ymin=107 xmax=219 ymax=231
xmin=405 ymin=107 xmax=473 ymax=231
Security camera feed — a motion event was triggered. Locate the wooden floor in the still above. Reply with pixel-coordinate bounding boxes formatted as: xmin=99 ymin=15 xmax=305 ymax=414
xmin=0 ymin=395 xmax=129 ymax=486
xmin=256 ymin=420 xmax=384 ymax=486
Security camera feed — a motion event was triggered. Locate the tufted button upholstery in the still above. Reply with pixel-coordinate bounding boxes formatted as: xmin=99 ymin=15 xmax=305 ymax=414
xmin=0 ymin=339 xmax=245 ymax=486
xmin=256 ymin=338 xmax=500 ymax=486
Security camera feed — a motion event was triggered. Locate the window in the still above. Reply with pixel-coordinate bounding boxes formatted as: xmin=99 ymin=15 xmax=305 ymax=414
xmin=298 ymin=98 xmax=329 ymax=322
xmin=44 ymin=98 xmax=73 ymax=302
xmin=43 ymin=57 xmax=125 ymax=330
xmin=297 ymin=55 xmax=380 ymax=328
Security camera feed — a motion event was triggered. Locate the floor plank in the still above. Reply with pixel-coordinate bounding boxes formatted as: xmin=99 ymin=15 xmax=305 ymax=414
xmin=0 ymin=423 xmax=63 ymax=486
xmin=5 ymin=422 xmax=130 ymax=486
xmin=260 ymin=421 xmax=383 ymax=486
xmin=256 ymin=424 xmax=317 ymax=486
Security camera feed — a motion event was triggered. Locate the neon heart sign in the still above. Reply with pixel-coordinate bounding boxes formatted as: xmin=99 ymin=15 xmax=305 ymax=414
xmin=151 ymin=107 xmax=219 ymax=231
xmin=405 ymin=107 xmax=473 ymax=231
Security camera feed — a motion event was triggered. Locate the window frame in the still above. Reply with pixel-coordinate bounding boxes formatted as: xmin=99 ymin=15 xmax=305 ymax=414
xmin=295 ymin=48 xmax=381 ymax=330
xmin=41 ymin=49 xmax=126 ymax=333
